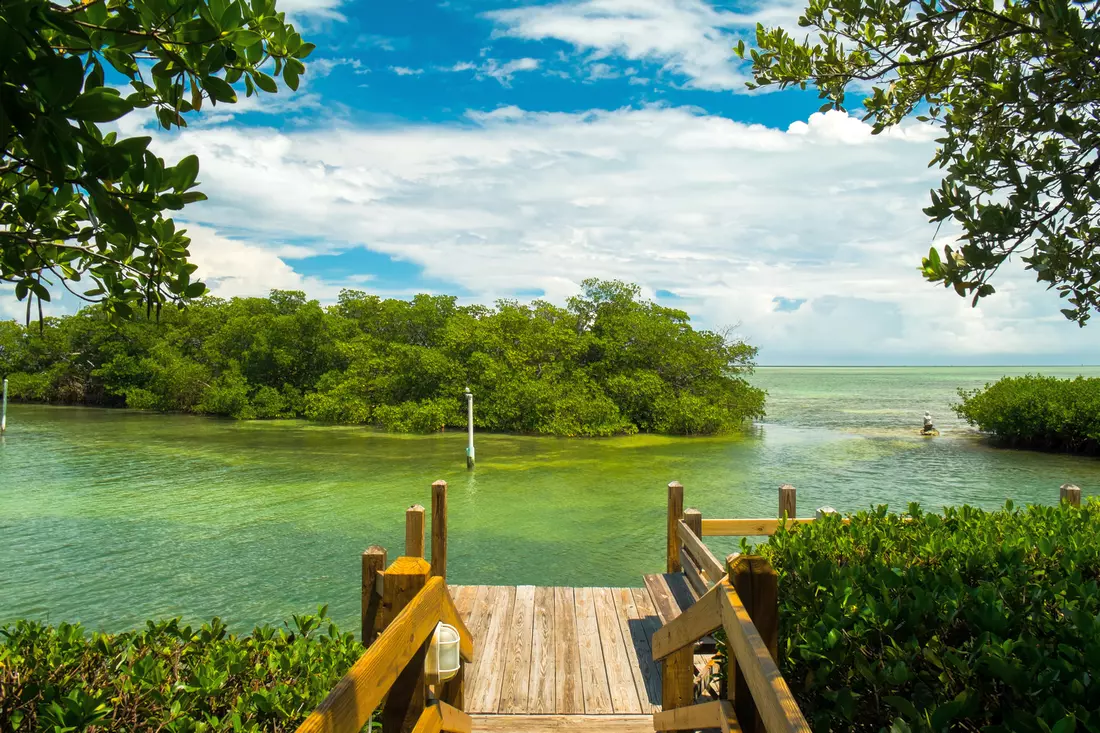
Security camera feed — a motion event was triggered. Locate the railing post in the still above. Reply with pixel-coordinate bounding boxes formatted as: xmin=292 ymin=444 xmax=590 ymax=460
xmin=361 ymin=545 xmax=387 ymax=646
xmin=778 ymin=484 xmax=796 ymax=522
xmin=431 ymin=481 xmax=448 ymax=580
xmin=663 ymin=485 xmax=694 ymax=712
xmin=727 ymin=555 xmax=779 ymax=733
xmin=406 ymin=504 xmax=426 ymax=557
xmin=815 ymin=506 xmax=838 ymax=520
xmin=667 ymin=481 xmax=684 ymax=573
xmin=381 ymin=557 xmax=432 ymax=733
xmin=683 ymin=508 xmax=702 ymax=539
xmin=1061 ymin=483 xmax=1082 ymax=507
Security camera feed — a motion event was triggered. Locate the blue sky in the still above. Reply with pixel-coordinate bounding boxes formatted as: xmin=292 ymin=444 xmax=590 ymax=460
xmin=8 ymin=0 xmax=1100 ymax=365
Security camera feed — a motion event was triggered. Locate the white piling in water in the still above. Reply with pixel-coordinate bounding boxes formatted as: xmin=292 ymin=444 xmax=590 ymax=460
xmin=1 ymin=377 xmax=7 ymax=434
xmin=464 ymin=387 xmax=474 ymax=470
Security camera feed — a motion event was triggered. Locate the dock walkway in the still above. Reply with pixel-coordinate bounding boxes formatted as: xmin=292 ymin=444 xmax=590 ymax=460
xmin=296 ymin=480 xmax=833 ymax=733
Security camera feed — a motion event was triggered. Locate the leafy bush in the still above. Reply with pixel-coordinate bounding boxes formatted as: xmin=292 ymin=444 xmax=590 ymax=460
xmin=754 ymin=500 xmax=1100 ymax=733
xmin=0 ymin=608 xmax=366 ymax=732
xmin=374 ymin=398 xmax=459 ymax=433
xmin=0 ymin=279 xmax=766 ymax=436
xmin=954 ymin=375 xmax=1100 ymax=454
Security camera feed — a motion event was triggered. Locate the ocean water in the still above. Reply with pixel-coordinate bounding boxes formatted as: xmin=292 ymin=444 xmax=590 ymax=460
xmin=1 ymin=366 xmax=1097 ymax=632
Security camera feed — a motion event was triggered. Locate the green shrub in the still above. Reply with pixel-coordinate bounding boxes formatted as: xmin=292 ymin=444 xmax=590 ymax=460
xmin=754 ymin=500 xmax=1100 ymax=732
xmin=0 ymin=280 xmax=765 ymax=436
xmin=374 ymin=398 xmax=458 ymax=433
xmin=0 ymin=607 xmax=367 ymax=732
xmin=955 ymin=375 xmax=1100 ymax=453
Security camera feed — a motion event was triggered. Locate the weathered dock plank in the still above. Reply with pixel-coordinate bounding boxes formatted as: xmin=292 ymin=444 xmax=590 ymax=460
xmin=573 ymin=587 xmax=614 ymax=714
xmin=593 ymin=588 xmax=642 ymax=714
xmin=528 ymin=586 xmax=556 ymax=713
xmin=470 ymin=714 xmax=653 ymax=732
xmin=499 ymin=585 xmax=536 ymax=713
xmin=468 ymin=586 xmax=517 ymax=712
xmin=630 ymin=587 xmax=665 ymax=711
xmin=553 ymin=587 xmax=584 ymax=714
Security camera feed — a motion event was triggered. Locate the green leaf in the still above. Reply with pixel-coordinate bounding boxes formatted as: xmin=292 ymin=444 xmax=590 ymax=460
xmin=232 ymin=29 xmax=263 ymax=47
xmin=173 ymin=155 xmax=200 ymax=192
xmin=184 ymin=282 xmax=208 ymax=298
xmin=283 ymin=66 xmax=300 ymax=91
xmin=68 ymin=88 xmax=134 ymax=123
xmin=254 ymin=72 xmax=278 ymax=93
xmin=294 ymin=42 xmax=316 ymax=59
xmin=1052 ymin=716 xmax=1076 ymax=733
xmin=883 ymin=696 xmax=918 ymax=719
xmin=202 ymin=76 xmax=238 ymax=104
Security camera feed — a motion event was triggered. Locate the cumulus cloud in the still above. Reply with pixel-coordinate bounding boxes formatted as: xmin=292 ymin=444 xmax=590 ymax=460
xmin=183 ymin=224 xmax=342 ymax=301
xmin=390 ymin=66 xmax=424 ymax=76
xmin=128 ymin=105 xmax=1100 ymax=363
xmin=485 ymin=0 xmax=797 ymax=91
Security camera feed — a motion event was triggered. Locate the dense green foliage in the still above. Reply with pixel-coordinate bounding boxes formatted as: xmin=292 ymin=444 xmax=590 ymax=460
xmin=752 ymin=500 xmax=1100 ymax=733
xmin=0 ymin=280 xmax=765 ymax=436
xmin=0 ymin=607 xmax=364 ymax=732
xmin=2 ymin=0 xmax=310 ymax=319
xmin=737 ymin=0 xmax=1100 ymax=324
xmin=954 ymin=375 xmax=1100 ymax=454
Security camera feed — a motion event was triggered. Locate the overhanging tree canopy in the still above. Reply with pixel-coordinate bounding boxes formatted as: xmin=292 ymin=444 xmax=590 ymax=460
xmin=1 ymin=0 xmax=312 ymax=320
xmin=738 ymin=0 xmax=1100 ymax=324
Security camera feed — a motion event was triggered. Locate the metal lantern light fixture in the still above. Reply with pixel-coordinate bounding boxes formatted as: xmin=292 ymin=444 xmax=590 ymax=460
xmin=424 ymin=622 xmax=462 ymax=684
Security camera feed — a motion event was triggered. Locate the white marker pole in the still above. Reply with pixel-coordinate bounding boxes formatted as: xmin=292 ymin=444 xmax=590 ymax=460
xmin=1 ymin=378 xmax=7 ymax=434
xmin=465 ymin=387 xmax=474 ymax=470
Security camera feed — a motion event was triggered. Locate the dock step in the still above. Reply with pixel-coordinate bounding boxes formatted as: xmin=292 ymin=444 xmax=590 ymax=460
xmin=471 ymin=714 xmax=654 ymax=732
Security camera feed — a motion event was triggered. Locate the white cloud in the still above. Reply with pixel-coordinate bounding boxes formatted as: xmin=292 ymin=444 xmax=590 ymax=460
xmin=311 ymin=57 xmax=370 ymax=77
xmin=126 ymin=104 xmax=1100 ymax=363
xmin=486 ymin=0 xmax=770 ymax=91
xmin=441 ymin=57 xmax=542 ymax=86
xmin=183 ymin=224 xmax=341 ymax=300
xmin=390 ymin=66 xmax=424 ymax=76
xmin=275 ymin=0 xmax=347 ymax=21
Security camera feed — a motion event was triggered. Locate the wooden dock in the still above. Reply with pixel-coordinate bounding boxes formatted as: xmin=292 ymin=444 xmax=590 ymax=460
xmin=296 ymin=480 xmax=858 ymax=733
xmin=452 ymin=586 xmax=662 ymax=716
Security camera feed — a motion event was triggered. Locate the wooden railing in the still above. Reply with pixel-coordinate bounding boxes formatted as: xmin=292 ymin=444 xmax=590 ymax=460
xmin=651 ymin=571 xmax=809 ymax=733
xmin=661 ymin=481 xmax=810 ymax=733
xmin=659 ymin=480 xmax=1087 ymax=733
xmin=297 ymin=481 xmax=472 ymax=733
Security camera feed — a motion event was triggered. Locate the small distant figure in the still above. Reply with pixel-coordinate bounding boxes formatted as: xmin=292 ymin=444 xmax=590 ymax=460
xmin=921 ymin=411 xmax=937 ymax=436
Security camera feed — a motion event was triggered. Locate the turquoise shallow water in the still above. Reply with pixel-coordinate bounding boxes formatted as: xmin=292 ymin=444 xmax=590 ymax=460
xmin=1 ymin=366 xmax=1098 ymax=632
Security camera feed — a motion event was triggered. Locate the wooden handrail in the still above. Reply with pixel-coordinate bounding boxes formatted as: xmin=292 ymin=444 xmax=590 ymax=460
xmin=651 ymin=581 xmax=724 ymax=661
xmin=702 ymin=518 xmax=818 ymax=537
xmin=654 ymin=700 xmax=741 ymax=733
xmin=650 ymin=579 xmax=810 ymax=733
xmin=676 ymin=519 xmax=725 ymax=582
xmin=410 ymin=702 xmax=473 ymax=733
xmin=295 ymin=577 xmax=470 ymax=733
xmin=719 ymin=585 xmax=811 ymax=733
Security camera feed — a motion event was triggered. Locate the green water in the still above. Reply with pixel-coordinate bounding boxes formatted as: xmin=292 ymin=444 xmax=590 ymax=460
xmin=2 ymin=366 xmax=1098 ymax=633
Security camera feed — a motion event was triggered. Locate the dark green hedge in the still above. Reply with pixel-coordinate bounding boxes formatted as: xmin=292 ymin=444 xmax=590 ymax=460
xmin=755 ymin=500 xmax=1100 ymax=733
xmin=0 ymin=608 xmax=364 ymax=732
xmin=954 ymin=375 xmax=1100 ymax=454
